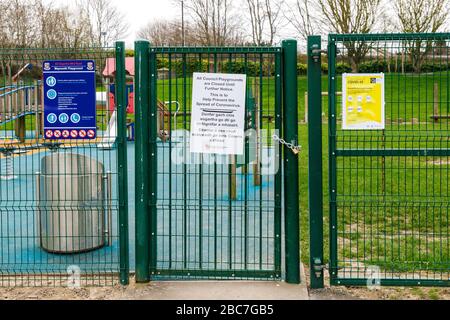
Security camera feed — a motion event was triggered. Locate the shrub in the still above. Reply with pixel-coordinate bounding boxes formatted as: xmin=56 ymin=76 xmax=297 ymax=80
xmin=335 ymin=62 xmax=352 ymax=74
xmin=297 ymin=63 xmax=307 ymax=75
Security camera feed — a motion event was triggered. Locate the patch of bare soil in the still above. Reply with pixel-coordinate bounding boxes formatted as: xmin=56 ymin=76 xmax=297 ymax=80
xmin=427 ymin=159 xmax=450 ymax=166
xmin=0 ymin=277 xmax=172 ymax=300
xmin=307 ymin=270 xmax=450 ymax=300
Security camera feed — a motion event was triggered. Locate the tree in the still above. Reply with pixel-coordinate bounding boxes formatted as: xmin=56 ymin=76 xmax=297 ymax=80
xmin=0 ymin=0 xmax=94 ymax=48
xmin=0 ymin=1 xmax=11 ymax=47
xmin=137 ymin=19 xmax=198 ymax=46
xmin=181 ymin=0 xmax=242 ymax=46
xmin=3 ymin=0 xmax=37 ymax=48
xmin=245 ymin=0 xmax=284 ymax=46
xmin=82 ymin=0 xmax=129 ymax=46
xmin=34 ymin=0 xmax=93 ymax=48
xmin=318 ymin=0 xmax=382 ymax=71
xmin=138 ymin=20 xmax=177 ymax=46
xmin=394 ymin=0 xmax=448 ymax=72
xmin=287 ymin=0 xmax=317 ymax=41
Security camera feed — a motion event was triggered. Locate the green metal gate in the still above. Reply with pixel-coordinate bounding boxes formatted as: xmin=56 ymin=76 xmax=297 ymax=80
xmin=134 ymin=41 xmax=300 ymax=282
xmin=326 ymin=33 xmax=450 ymax=287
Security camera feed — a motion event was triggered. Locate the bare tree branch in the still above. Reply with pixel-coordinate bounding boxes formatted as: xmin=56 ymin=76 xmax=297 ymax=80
xmin=287 ymin=0 xmax=317 ymax=41
xmin=318 ymin=0 xmax=382 ymax=71
xmin=180 ymin=0 xmax=242 ymax=46
xmin=82 ymin=0 xmax=129 ymax=46
xmin=394 ymin=0 xmax=448 ymax=72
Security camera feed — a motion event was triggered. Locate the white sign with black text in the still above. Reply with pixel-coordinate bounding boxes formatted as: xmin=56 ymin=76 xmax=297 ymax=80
xmin=190 ymin=72 xmax=246 ymax=155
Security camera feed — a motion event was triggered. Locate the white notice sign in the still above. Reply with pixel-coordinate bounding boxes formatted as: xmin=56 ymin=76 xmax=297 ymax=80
xmin=190 ymin=72 xmax=246 ymax=155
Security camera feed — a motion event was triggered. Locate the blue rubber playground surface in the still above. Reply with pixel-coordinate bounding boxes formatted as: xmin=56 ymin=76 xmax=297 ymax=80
xmin=0 ymin=133 xmax=277 ymax=276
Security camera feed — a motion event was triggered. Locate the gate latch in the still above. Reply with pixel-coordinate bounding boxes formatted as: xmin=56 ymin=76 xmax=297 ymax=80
xmin=313 ymin=258 xmax=328 ymax=278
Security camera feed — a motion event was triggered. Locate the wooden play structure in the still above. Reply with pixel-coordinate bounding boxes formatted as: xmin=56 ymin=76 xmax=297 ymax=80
xmin=0 ymin=82 xmax=43 ymax=142
xmin=430 ymin=82 xmax=449 ymax=122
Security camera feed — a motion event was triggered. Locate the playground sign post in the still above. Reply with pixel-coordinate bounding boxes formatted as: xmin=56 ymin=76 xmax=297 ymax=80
xmin=189 ymin=72 xmax=246 ymax=155
xmin=43 ymin=60 xmax=96 ymax=139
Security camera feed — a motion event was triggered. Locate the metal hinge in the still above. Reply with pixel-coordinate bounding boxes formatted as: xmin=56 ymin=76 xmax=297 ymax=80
xmin=313 ymin=258 xmax=328 ymax=278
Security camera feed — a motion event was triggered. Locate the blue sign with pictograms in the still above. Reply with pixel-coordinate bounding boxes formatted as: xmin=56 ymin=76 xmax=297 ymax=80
xmin=43 ymin=60 xmax=96 ymax=140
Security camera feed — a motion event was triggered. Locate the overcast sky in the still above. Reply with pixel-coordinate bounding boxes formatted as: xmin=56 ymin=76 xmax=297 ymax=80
xmin=107 ymin=0 xmax=178 ymax=46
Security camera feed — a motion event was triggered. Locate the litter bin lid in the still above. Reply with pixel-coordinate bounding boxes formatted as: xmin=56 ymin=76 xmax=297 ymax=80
xmin=41 ymin=153 xmax=104 ymax=175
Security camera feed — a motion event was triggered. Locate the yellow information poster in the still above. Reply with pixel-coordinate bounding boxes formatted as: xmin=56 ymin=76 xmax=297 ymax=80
xmin=342 ymin=73 xmax=385 ymax=130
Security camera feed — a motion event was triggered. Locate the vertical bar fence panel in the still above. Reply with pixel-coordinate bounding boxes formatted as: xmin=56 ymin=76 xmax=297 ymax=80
xmin=0 ymin=46 xmax=127 ymax=286
xmin=328 ymin=33 xmax=450 ymax=287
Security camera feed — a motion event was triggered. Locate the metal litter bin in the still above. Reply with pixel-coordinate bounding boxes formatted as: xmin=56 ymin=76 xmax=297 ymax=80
xmin=36 ymin=153 xmax=112 ymax=254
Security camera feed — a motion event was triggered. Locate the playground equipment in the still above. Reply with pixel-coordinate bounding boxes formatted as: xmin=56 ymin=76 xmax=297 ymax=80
xmin=98 ymin=110 xmax=117 ymax=149
xmin=0 ymin=147 xmax=17 ymax=180
xmin=0 ymin=82 xmax=43 ymax=142
xmin=0 ymin=80 xmax=42 ymax=181
xmin=12 ymin=63 xmax=32 ymax=82
xmin=101 ymin=58 xmax=182 ymax=145
xmin=227 ymin=80 xmax=261 ymax=199
xmin=430 ymin=82 xmax=449 ymax=122
xmin=98 ymin=83 xmax=133 ymax=148
xmin=36 ymin=152 xmax=112 ymax=253
xmin=126 ymin=122 xmax=135 ymax=141
xmin=102 ymin=82 xmax=175 ymax=144
xmin=159 ymin=101 xmax=181 ymax=142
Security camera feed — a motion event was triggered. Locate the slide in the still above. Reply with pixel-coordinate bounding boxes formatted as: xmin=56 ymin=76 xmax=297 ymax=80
xmin=98 ymin=110 xmax=117 ymax=149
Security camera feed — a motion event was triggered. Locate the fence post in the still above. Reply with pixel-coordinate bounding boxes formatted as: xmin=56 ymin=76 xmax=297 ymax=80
xmin=148 ymin=44 xmax=158 ymax=273
xmin=135 ymin=40 xmax=150 ymax=283
xmin=115 ymin=41 xmax=130 ymax=285
xmin=282 ymin=39 xmax=300 ymax=284
xmin=307 ymin=35 xmax=324 ymax=289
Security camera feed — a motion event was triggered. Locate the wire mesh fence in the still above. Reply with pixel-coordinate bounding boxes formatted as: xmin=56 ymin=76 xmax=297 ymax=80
xmin=0 ymin=47 xmax=125 ymax=286
xmin=147 ymin=47 xmax=283 ymax=280
xmin=328 ymin=33 xmax=450 ymax=286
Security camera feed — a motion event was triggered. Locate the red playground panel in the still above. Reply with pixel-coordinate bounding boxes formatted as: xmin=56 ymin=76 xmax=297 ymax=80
xmin=108 ymin=83 xmax=134 ymax=114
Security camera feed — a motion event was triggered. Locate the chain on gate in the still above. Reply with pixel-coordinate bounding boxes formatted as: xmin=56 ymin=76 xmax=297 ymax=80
xmin=272 ymin=134 xmax=302 ymax=155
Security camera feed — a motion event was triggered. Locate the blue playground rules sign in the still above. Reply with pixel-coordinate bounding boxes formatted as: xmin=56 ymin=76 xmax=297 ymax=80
xmin=43 ymin=60 xmax=96 ymax=140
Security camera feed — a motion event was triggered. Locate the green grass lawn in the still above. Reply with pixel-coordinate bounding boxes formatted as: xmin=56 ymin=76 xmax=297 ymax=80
xmin=298 ymin=122 xmax=449 ymax=276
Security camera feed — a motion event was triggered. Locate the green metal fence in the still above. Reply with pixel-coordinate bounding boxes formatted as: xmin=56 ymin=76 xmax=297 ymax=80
xmin=134 ymin=41 xmax=300 ymax=282
xmin=0 ymin=44 xmax=129 ymax=286
xmin=327 ymin=33 xmax=450 ymax=286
